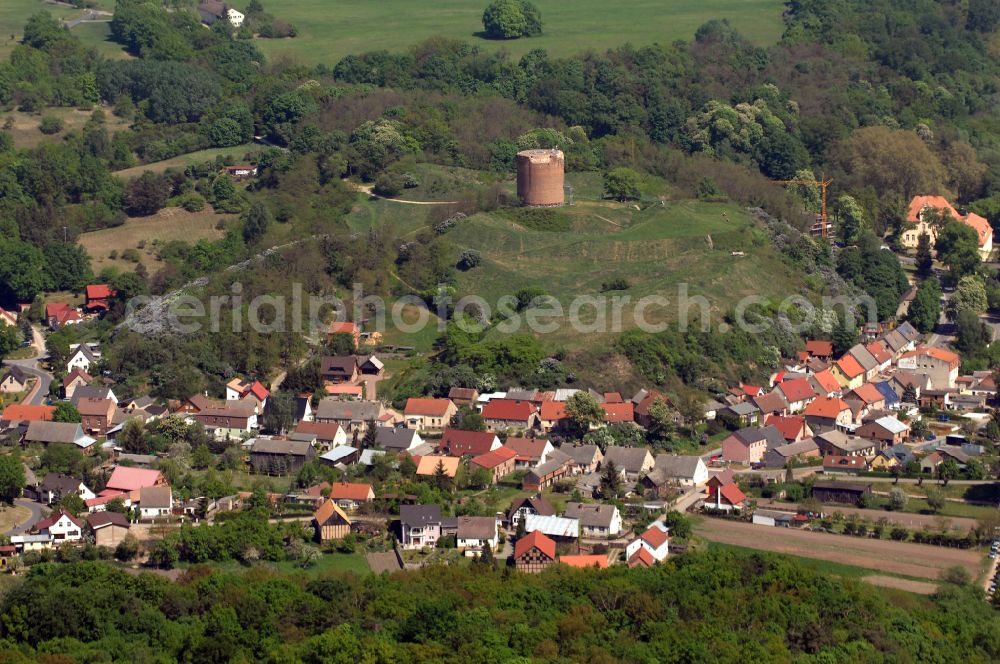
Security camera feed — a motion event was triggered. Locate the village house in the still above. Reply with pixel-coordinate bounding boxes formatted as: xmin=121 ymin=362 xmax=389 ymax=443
xmin=753 ymin=390 xmax=789 ymax=417
xmin=0 ymin=366 xmax=28 ymax=394
xmin=776 ymin=377 xmax=817 ymax=413
xmin=225 ymin=164 xmax=257 ymax=178
xmin=504 ymin=436 xmax=554 ymax=469
xmin=480 ymin=399 xmax=538 ymax=432
xmin=809 ymin=369 xmax=842 ymax=398
xmin=70 ymin=385 xmax=118 ymax=407
xmin=77 ymin=397 xmax=116 ymax=437
xmin=524 ymin=514 xmax=579 ymax=543
xmin=846 ymin=344 xmax=880 ymax=382
xmin=856 ymin=416 xmax=910 ymax=446
xmin=720 ymin=426 xmax=784 ymax=465
xmin=294 ymin=420 xmax=348 ymax=448
xmin=521 ymin=457 xmax=572 ymax=491
xmin=2 ymin=404 xmax=55 ymax=424
xmin=641 ymin=455 xmax=708 ymax=497
xmin=105 ymin=466 xmax=165 ymax=494
xmin=62 ymin=368 xmax=92 ymax=400
xmin=327 ymin=321 xmax=361 ymax=349
xmin=250 ymin=438 xmax=316 ymax=475
xmin=66 ymin=343 xmax=101 ymax=374
xmin=137 ymin=485 xmax=173 ymax=519
xmin=718 ymin=401 xmax=760 ymax=428
xmin=844 ymin=383 xmax=887 ymax=420
xmin=764 ymin=438 xmax=820 ymax=468
xmin=197 ymin=1 xmax=244 ymax=27
xmin=901 ymin=195 xmax=993 ymax=259
xmin=625 ymin=522 xmax=669 ymax=566
xmin=86 ymin=512 xmax=131 ymax=547
xmin=373 ymin=426 xmax=423 ymax=453
xmin=507 ymin=494 xmax=557 ymax=527
xmin=403 ymin=398 xmax=457 ymax=431
xmin=814 ymin=430 xmax=879 ymax=456
xmin=23 ymin=421 xmax=96 ymax=452
xmin=319 ymin=445 xmax=360 ymax=468
xmin=83 ymin=284 xmax=114 ymax=312
xmin=447 ymin=386 xmax=479 ymax=407
xmin=45 ymin=302 xmax=81 ymax=328
xmin=415 ymin=455 xmax=461 ymax=479
xmin=563 ymin=502 xmax=622 ymax=537
xmin=327 ymin=482 xmax=375 ymax=511
xmin=399 ymin=504 xmax=445 ymax=549
xmin=897 ymin=346 xmax=960 ymax=390
xmin=802 ymin=396 xmax=854 ymax=432
xmin=514 ymin=530 xmax=557 ymax=573
xmin=456 ymin=516 xmax=499 ymax=555
xmin=320 ymin=356 xmax=359 ymax=384
xmin=34 ymin=509 xmax=83 ymax=543
xmin=469 ymin=446 xmax=518 ymax=483
xmin=823 ymin=454 xmax=869 ymax=474
xmin=313 ymin=500 xmax=352 ymax=542
xmin=804 ymin=340 xmax=834 ymax=361
xmin=561 ymin=444 xmax=603 ymax=475
xmin=763 ymin=414 xmax=812 ymax=442
xmin=28 ymin=472 xmax=95 ymax=504
xmin=601 ymin=401 xmax=634 ymax=426
xmin=538 ymin=400 xmax=570 ymax=433
xmin=831 ymin=354 xmax=865 ymax=390
xmin=602 ymin=446 xmax=654 ymax=480
xmin=706 ymin=482 xmax=747 ymax=512
xmin=194 ymin=401 xmax=258 ymax=440
xmin=313 ymin=398 xmax=384 ymax=433
xmin=438 ymin=428 xmax=500 ymax=457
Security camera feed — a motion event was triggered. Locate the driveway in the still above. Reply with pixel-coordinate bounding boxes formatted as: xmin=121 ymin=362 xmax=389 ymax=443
xmin=5 ymin=498 xmax=48 ymax=536
xmin=3 ymin=324 xmax=53 ymax=405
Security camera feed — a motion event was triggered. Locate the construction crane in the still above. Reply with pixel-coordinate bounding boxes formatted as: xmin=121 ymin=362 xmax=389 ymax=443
xmin=775 ymin=177 xmax=833 ymax=240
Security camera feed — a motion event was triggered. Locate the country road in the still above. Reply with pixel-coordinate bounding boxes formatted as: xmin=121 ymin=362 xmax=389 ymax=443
xmin=3 ymin=324 xmax=53 ymax=405
xmin=5 ymin=498 xmax=48 ymax=536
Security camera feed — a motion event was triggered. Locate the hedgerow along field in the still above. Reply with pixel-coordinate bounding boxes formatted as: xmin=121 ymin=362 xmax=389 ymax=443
xmin=251 ymin=0 xmax=787 ymax=63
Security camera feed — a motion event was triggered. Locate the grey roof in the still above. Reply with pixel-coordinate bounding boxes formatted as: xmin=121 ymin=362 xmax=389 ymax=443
xmin=506 ymin=388 xmax=539 ymax=401
xmin=251 ymin=438 xmax=313 ymax=456
xmin=872 ymin=416 xmax=908 ymax=434
xmin=400 ymin=504 xmax=442 ymax=527
xmin=525 ymin=457 xmax=568 ymax=482
xmin=937 ymin=447 xmax=970 ymax=464
xmin=118 ymin=453 xmax=156 ymax=466
xmin=770 ymin=438 xmax=819 ymax=458
xmin=319 ymin=446 xmax=358 ymax=464
xmin=38 ymin=472 xmax=84 ymax=494
xmin=881 ymin=444 xmax=915 ymax=464
xmin=374 ymin=426 xmax=420 ymax=451
xmin=139 ymin=484 xmax=172 ymax=509
xmin=848 ymin=344 xmax=879 ymax=372
xmin=563 ymin=502 xmax=618 ymax=528
xmin=881 ymin=329 xmax=908 ymax=353
xmin=651 ymin=454 xmax=704 ymax=480
xmin=86 ymin=512 xmax=130 ymax=529
xmin=896 ymin=321 xmax=921 ymax=342
xmin=2 ymin=366 xmax=27 ymax=384
xmin=358 ymin=449 xmax=386 ymax=466
xmin=733 ymin=426 xmax=785 ymax=449
xmin=456 ymin=515 xmax=497 ymax=540
xmin=508 ymin=494 xmax=556 ymax=518
xmin=366 ymin=551 xmax=403 ymax=573
xmin=315 ymin=398 xmax=382 ymax=422
xmin=562 ymin=444 xmax=601 ymax=465
xmin=815 ymin=430 xmax=875 ymax=453
xmin=603 ymin=446 xmax=652 ymax=473
xmin=24 ymin=421 xmax=85 ymax=445
xmin=727 ymin=402 xmax=759 ymax=416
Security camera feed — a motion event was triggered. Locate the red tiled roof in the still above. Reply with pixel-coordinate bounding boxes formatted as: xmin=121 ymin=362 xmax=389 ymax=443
xmin=835 ymin=355 xmax=865 ymax=379
xmin=906 ymin=195 xmax=961 ymax=223
xmin=106 ymin=467 xmax=163 ymax=492
xmin=718 ymin=483 xmax=746 ymax=506
xmin=865 ymin=341 xmax=892 ymax=365
xmin=601 ymin=401 xmax=634 ymax=423
xmin=805 ymin=340 xmax=833 ymax=357
xmin=740 ymin=384 xmax=763 ymax=397
xmin=628 ymin=547 xmax=656 ymax=568
xmin=848 ymin=383 xmax=884 ymax=405
xmin=439 ymin=428 xmax=498 ymax=456
xmin=803 ymin=396 xmax=850 ymax=419
xmin=62 ymin=368 xmax=93 ymax=387
xmin=2 ymin=404 xmax=55 ymax=422
xmin=964 ymin=212 xmax=992 ymax=248
xmin=823 ymin=455 xmax=867 ymax=470
xmin=539 ymin=401 xmax=568 ymax=421
xmin=504 ymin=437 xmax=550 ymax=461
xmin=294 ymin=421 xmax=344 ymax=441
xmin=778 ymin=378 xmax=815 ymax=404
xmin=85 ymin=284 xmax=114 ymax=300
xmin=481 ymin=399 xmax=536 ymax=422
xmin=404 ymin=397 xmax=453 ymax=417
xmin=811 ymin=369 xmax=841 ymax=395
xmin=515 ymin=530 xmax=556 ymax=560
xmin=559 ymin=555 xmax=608 ymax=569
xmin=635 ymin=390 xmax=670 ymax=417
xmin=640 ymin=525 xmax=668 ymax=548
xmin=603 ymin=392 xmax=624 ymax=403
xmin=470 ymin=446 xmax=518 ymax=470
xmin=245 ymin=381 xmax=269 ymax=401
xmin=328 ymin=321 xmax=358 ymax=335
xmin=764 ymin=414 xmax=807 ymax=442
xmin=327 ymin=482 xmax=374 ymax=501
xmin=899 ymin=346 xmax=960 ymax=368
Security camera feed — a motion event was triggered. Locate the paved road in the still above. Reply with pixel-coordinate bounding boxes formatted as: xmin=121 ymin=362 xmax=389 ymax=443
xmin=3 ymin=325 xmax=53 ymax=406
xmin=5 ymin=498 xmax=48 ymax=536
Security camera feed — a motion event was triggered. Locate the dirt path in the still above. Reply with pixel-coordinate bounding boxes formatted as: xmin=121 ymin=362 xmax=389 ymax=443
xmin=697 ymin=518 xmax=982 ymax=581
xmin=344 ymin=181 xmax=458 ymax=205
xmin=862 ymin=575 xmax=938 ymax=595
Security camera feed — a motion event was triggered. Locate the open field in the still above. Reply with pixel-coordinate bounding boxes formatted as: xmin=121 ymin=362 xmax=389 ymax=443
xmin=79 ymin=207 xmax=230 ymax=273
xmin=252 ymin=0 xmax=785 ymax=65
xmin=0 ymin=0 xmax=78 ymax=59
xmin=696 ymin=518 xmax=984 ymax=582
xmin=759 ymin=500 xmax=980 ymax=533
xmin=113 ymin=144 xmax=258 ymax=179
xmin=0 ymin=505 xmax=31 ymax=534
xmin=1 ymin=107 xmax=130 ymax=150
xmin=70 ymin=20 xmax=130 ymax=61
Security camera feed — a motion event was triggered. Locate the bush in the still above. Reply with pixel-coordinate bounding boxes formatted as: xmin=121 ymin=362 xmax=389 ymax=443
xmin=373 ymin=173 xmax=406 ymax=197
xmin=600 ymin=278 xmax=630 ymax=292
xmin=121 ymin=248 xmax=141 ymax=263
xmin=482 ymin=0 xmax=542 ymax=39
xmin=39 ymin=115 xmax=64 ymax=135
xmin=457 ymin=249 xmax=481 ymax=271
xmin=180 ymin=193 xmax=206 ymax=212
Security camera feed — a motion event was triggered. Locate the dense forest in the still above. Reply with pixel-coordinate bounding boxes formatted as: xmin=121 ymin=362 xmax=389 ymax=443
xmin=0 ymin=549 xmax=997 ymax=662
xmin=0 ymin=0 xmax=997 ymax=395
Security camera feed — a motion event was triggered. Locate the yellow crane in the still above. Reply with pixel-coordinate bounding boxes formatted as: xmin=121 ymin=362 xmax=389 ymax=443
xmin=775 ymin=178 xmax=833 ymax=239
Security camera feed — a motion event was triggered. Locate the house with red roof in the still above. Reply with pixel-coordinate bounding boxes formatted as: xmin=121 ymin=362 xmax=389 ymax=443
xmin=804 ymin=340 xmax=833 ymax=360
xmin=62 ymin=368 xmax=93 ymax=400
xmin=763 ymin=414 xmax=812 ymax=442
xmin=809 ymin=368 xmax=842 ymax=398
xmin=403 ymin=397 xmax=457 ymax=431
xmin=626 ymin=522 xmax=669 ymax=565
xmin=633 ymin=390 xmax=674 ymax=428
xmin=902 ymin=195 xmax=993 ymax=259
xmin=469 ymin=446 xmax=518 ymax=483
xmin=504 ymin=436 xmax=555 ymax=469
xmin=327 ymin=321 xmax=360 ymax=349
xmin=44 ymin=302 xmax=81 ymax=329
xmin=559 ymin=554 xmax=609 ymax=569
xmin=708 ymin=482 xmax=747 ymax=512
xmin=865 ymin=341 xmax=893 ymax=371
xmin=601 ymin=401 xmax=634 ymax=424
xmin=105 ymin=466 xmax=165 ymax=493
xmin=823 ymin=455 xmax=869 ymax=475
xmin=438 ymin=428 xmax=501 ymax=457
xmin=326 ymin=482 xmax=375 ymax=511
xmin=897 ymin=346 xmax=960 ymax=390
xmin=776 ymin=377 xmax=817 ymax=413
xmin=844 ymin=383 xmax=886 ymax=420
xmin=34 ymin=508 xmax=83 ymax=543
xmin=514 ymin=530 xmax=556 ymax=573
xmin=84 ymin=284 xmax=115 ymax=312
xmin=538 ymin=400 xmax=569 ymax=432
xmin=2 ymin=404 xmax=55 ymax=423
xmin=803 ymin=396 xmax=854 ymax=431
xmin=480 ymin=399 xmax=538 ymax=432
xmin=831 ymin=354 xmax=865 ymax=390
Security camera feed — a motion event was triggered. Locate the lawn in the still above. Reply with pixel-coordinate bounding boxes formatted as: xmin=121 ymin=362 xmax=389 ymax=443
xmin=251 ymin=0 xmax=786 ymax=65
xmin=187 ymin=552 xmax=371 ymax=576
xmin=0 ymin=0 xmax=76 ymax=59
xmin=113 ymin=144 xmax=258 ymax=179
xmin=70 ymin=20 xmax=131 ymax=61
xmin=79 ymin=206 xmax=231 ymax=273
xmin=0 ymin=504 xmax=31 ymax=533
